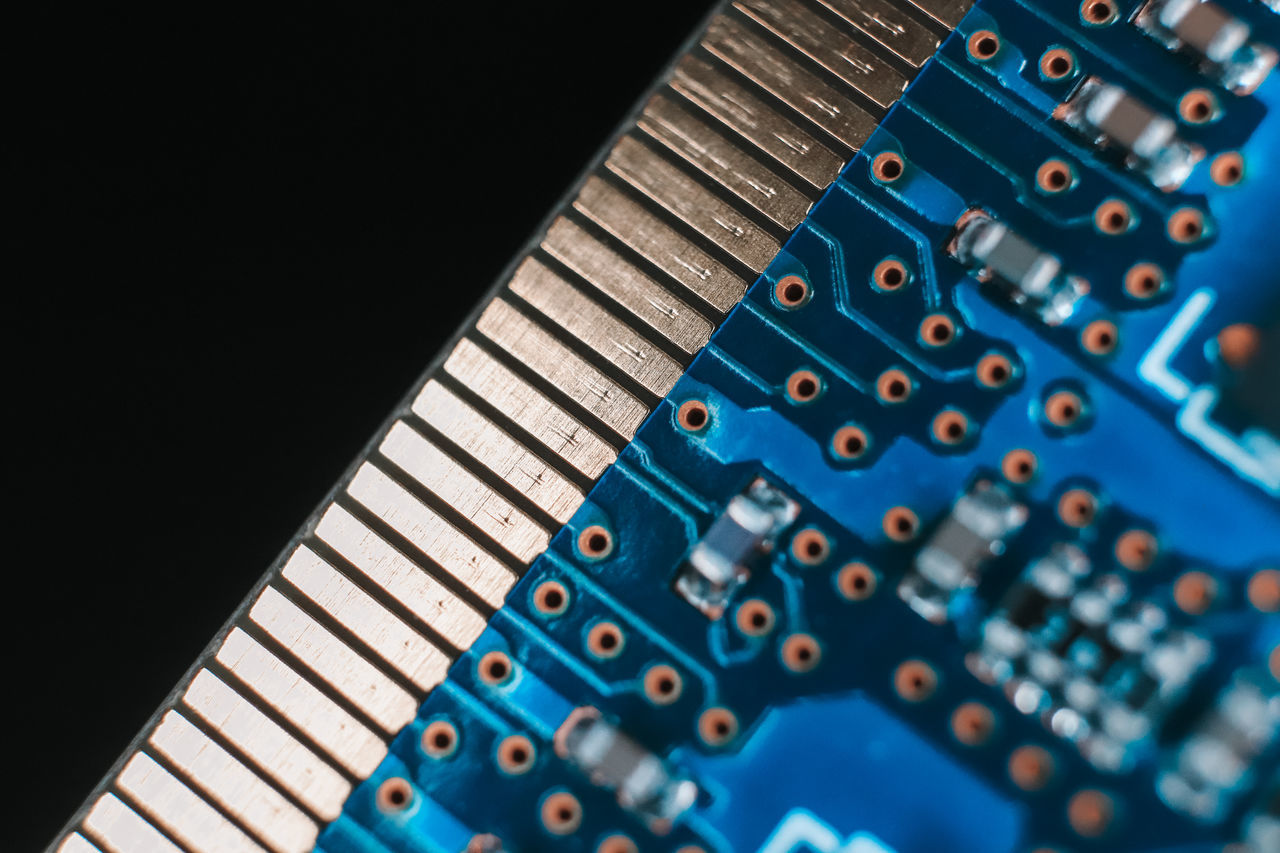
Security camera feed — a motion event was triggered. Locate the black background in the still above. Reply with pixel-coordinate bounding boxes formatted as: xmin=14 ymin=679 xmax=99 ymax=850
xmin=14 ymin=4 xmax=714 ymax=848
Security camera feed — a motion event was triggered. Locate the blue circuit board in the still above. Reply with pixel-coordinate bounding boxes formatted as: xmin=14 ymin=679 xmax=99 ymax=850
xmin=317 ymin=1 xmax=1280 ymax=851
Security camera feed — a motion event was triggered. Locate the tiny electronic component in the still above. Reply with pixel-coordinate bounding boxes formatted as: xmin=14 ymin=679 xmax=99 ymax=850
xmin=898 ymin=479 xmax=1027 ymax=624
xmin=1054 ymin=77 xmax=1204 ymax=190
xmin=948 ymin=209 xmax=1087 ymax=326
xmin=975 ymin=555 xmax=1213 ymax=772
xmin=973 ymin=543 xmax=1094 ymax=679
xmin=674 ymin=477 xmax=799 ymax=618
xmin=553 ymin=706 xmax=698 ymax=833
xmin=1137 ymin=0 xmax=1278 ymax=93
xmin=1157 ymin=671 xmax=1280 ymax=821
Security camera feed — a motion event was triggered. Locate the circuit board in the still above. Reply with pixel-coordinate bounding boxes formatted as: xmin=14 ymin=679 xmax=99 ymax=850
xmin=308 ymin=2 xmax=1280 ymax=852
xmin=54 ymin=1 xmax=1280 ymax=852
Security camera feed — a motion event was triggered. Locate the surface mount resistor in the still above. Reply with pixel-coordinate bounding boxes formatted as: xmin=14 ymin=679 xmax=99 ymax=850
xmin=1136 ymin=0 xmax=1278 ymax=94
xmin=948 ymin=209 xmax=1088 ymax=326
xmin=1054 ymin=77 xmax=1204 ymax=190
xmin=898 ymin=479 xmax=1028 ymax=624
xmin=554 ymin=707 xmax=699 ymax=834
xmin=674 ymin=477 xmax=799 ymax=619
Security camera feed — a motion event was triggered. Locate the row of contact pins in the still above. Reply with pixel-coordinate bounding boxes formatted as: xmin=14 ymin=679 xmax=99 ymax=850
xmin=58 ymin=1 xmax=970 ymax=850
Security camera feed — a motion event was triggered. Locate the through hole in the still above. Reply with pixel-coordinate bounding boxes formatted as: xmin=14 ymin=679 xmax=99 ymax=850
xmin=1168 ymin=209 xmax=1205 ymax=244
xmin=968 ymin=30 xmax=1001 ymax=60
xmin=1058 ymin=489 xmax=1098 ymax=528
xmin=833 ymin=425 xmax=868 ymax=460
xmin=479 ymin=651 xmax=514 ymax=686
xmin=774 ymin=275 xmax=809 ymax=308
xmin=377 ymin=778 xmax=414 ymax=813
xmin=782 ymin=634 xmax=822 ymax=672
xmin=872 ymin=152 xmax=905 ymax=183
xmin=578 ymin=524 xmax=614 ymax=559
xmin=883 ymin=506 xmax=919 ymax=542
xmin=837 ymin=562 xmax=878 ymax=600
xmin=1082 ymin=0 xmax=1114 ymax=23
xmin=877 ymin=368 xmax=912 ymax=404
xmin=677 ymin=399 xmax=709 ymax=432
xmin=1125 ymin=263 xmax=1164 ymax=299
xmin=644 ymin=665 xmax=683 ymax=705
xmin=586 ymin=621 xmax=625 ymax=659
xmin=787 ymin=370 xmax=823 ymax=403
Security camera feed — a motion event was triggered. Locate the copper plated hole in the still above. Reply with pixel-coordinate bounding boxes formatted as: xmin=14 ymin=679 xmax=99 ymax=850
xmin=876 ymin=368 xmax=912 ymax=404
xmin=790 ymin=528 xmax=831 ymax=566
xmin=1125 ymin=263 xmax=1165 ymax=300
xmin=422 ymin=720 xmax=459 ymax=759
xmin=577 ymin=525 xmax=613 ymax=560
xmin=1115 ymin=529 xmax=1157 ymax=572
xmin=968 ymin=30 xmax=1001 ymax=61
xmin=533 ymin=580 xmax=569 ymax=616
xmin=781 ymin=633 xmax=822 ymax=673
xmin=932 ymin=409 xmax=970 ymax=446
xmin=497 ymin=735 xmax=536 ymax=775
xmin=874 ymin=258 xmax=909 ymax=291
xmin=478 ymin=651 xmax=514 ymax=686
xmin=837 ymin=562 xmax=878 ymax=601
xmin=1081 ymin=0 xmax=1116 ymax=24
xmin=832 ymin=425 xmax=870 ymax=460
xmin=1167 ymin=208 xmax=1205 ymax=244
xmin=894 ymin=659 xmax=938 ymax=702
xmin=1044 ymin=390 xmax=1085 ymax=428
xmin=677 ymin=400 xmax=710 ymax=432
xmin=735 ymin=599 xmax=776 ymax=637
xmin=1081 ymin=319 xmax=1119 ymax=356
xmin=1040 ymin=48 xmax=1074 ymax=80
xmin=774 ymin=274 xmax=809 ymax=308
xmin=377 ymin=777 xmax=414 ymax=813
xmin=1057 ymin=488 xmax=1098 ymax=528
xmin=1210 ymin=152 xmax=1244 ymax=186
xmin=1001 ymin=448 xmax=1038 ymax=484
xmin=1036 ymin=158 xmax=1073 ymax=192
xmin=541 ymin=792 xmax=582 ymax=835
xmin=697 ymin=707 xmax=739 ymax=747
xmin=872 ymin=151 xmax=904 ymax=183
xmin=952 ymin=702 xmax=996 ymax=746
xmin=882 ymin=506 xmax=919 ymax=542
xmin=586 ymin=621 xmax=625 ymax=659
xmin=1009 ymin=745 xmax=1055 ymax=791
xmin=1068 ymin=789 xmax=1115 ymax=838
xmin=643 ymin=664 xmax=683 ymax=705
xmin=786 ymin=369 xmax=822 ymax=403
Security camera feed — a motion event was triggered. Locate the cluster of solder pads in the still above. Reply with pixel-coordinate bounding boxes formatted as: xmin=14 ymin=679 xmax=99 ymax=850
xmin=672 ymin=469 xmax=1278 ymax=846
